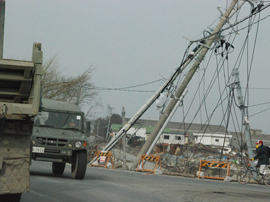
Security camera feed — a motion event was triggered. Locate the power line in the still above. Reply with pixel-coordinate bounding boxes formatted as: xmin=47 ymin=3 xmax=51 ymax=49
xmin=243 ymin=87 xmax=270 ymax=90
xmin=249 ymin=107 xmax=270 ymax=118
xmin=96 ymin=89 xmax=155 ymax=93
xmin=95 ymin=79 xmax=163 ymax=92
xmin=248 ymin=101 xmax=270 ymax=107
xmin=191 ymin=3 xmax=270 ymax=43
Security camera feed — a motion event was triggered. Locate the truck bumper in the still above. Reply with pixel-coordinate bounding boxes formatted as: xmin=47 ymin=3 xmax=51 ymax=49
xmin=32 ymin=147 xmax=73 ymax=162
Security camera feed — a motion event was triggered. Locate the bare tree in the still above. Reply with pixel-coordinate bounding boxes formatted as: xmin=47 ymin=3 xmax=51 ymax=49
xmin=41 ymin=55 xmax=100 ymax=111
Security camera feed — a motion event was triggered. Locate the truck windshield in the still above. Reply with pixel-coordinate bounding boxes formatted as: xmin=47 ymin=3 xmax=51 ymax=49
xmin=34 ymin=111 xmax=82 ymax=130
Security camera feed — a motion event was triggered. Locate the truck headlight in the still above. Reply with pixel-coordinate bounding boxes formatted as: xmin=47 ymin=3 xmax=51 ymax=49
xmin=75 ymin=141 xmax=82 ymax=148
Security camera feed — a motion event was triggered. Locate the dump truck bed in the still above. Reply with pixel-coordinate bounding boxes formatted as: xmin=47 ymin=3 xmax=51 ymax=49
xmin=0 ymin=59 xmax=35 ymax=103
xmin=0 ymin=44 xmax=42 ymax=120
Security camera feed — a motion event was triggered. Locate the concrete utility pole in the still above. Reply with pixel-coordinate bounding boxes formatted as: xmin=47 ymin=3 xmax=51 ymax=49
xmin=232 ymin=69 xmax=257 ymax=179
xmin=131 ymin=0 xmax=239 ymax=169
xmin=146 ymin=89 xmax=188 ymax=155
xmin=97 ymin=120 xmax=100 ymax=137
xmin=0 ymin=0 xmax=5 ymax=59
xmin=232 ymin=69 xmax=253 ymax=158
xmin=122 ymin=107 xmax=126 ymax=169
xmin=101 ymin=44 xmax=203 ymax=152
xmin=106 ymin=105 xmax=113 ymax=140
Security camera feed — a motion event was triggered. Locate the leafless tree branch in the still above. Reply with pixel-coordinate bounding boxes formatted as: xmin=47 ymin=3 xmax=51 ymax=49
xmin=41 ymin=55 xmax=100 ymax=112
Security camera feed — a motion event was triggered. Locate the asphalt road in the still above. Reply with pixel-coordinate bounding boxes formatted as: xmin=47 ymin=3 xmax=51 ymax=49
xmin=21 ymin=161 xmax=270 ymax=202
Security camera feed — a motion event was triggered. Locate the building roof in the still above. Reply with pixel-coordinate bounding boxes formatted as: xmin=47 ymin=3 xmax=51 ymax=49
xmin=111 ymin=124 xmax=122 ymax=132
xmin=111 ymin=123 xmax=170 ymax=134
xmin=126 ymin=118 xmax=226 ymax=134
xmin=144 ymin=126 xmax=170 ymax=134
xmin=194 ymin=133 xmax=232 ymax=137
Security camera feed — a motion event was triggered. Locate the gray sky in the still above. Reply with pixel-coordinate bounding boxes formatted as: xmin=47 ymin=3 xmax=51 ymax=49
xmin=3 ymin=0 xmax=270 ymax=134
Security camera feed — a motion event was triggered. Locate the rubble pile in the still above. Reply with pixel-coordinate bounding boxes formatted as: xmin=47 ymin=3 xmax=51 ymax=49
xmin=93 ymin=139 xmax=246 ymax=181
xmin=159 ymin=143 xmax=247 ymax=179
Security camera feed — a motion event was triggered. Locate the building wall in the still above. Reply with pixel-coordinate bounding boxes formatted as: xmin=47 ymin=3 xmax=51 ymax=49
xmin=194 ymin=133 xmax=232 ymax=147
xmin=196 ymin=136 xmax=211 ymax=145
xmin=211 ymin=137 xmax=230 ymax=147
xmin=158 ymin=133 xmax=185 ymax=145
xmin=251 ymin=130 xmax=263 ymax=136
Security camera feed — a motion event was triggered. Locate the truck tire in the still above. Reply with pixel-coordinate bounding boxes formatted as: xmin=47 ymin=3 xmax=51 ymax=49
xmin=0 ymin=193 xmax=21 ymax=202
xmin=71 ymin=151 xmax=87 ymax=179
xmin=52 ymin=162 xmax=66 ymax=175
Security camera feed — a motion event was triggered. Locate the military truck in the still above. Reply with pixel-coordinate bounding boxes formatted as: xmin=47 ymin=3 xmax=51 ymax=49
xmin=0 ymin=43 xmax=42 ymax=201
xmin=31 ymin=98 xmax=89 ymax=179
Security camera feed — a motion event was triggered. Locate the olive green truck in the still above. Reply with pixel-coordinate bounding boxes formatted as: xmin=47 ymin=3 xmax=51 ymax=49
xmin=0 ymin=43 xmax=43 ymax=201
xmin=31 ymin=98 xmax=89 ymax=180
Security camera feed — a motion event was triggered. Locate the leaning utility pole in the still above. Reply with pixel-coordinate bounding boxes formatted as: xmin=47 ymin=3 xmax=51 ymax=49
xmin=101 ymin=37 xmax=204 ymax=153
xmin=146 ymin=89 xmax=188 ymax=156
xmin=131 ymin=0 xmax=239 ymax=169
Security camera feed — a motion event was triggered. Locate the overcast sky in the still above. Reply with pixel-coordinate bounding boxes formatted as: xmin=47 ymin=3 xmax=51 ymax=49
xmin=3 ymin=0 xmax=270 ymax=134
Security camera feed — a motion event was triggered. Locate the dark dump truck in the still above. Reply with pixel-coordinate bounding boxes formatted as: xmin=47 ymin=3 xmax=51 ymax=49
xmin=31 ymin=98 xmax=90 ymax=179
xmin=0 ymin=43 xmax=42 ymax=201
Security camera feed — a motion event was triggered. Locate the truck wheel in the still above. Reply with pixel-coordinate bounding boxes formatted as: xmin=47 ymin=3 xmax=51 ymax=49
xmin=0 ymin=193 xmax=21 ymax=202
xmin=52 ymin=162 xmax=66 ymax=175
xmin=71 ymin=151 xmax=87 ymax=179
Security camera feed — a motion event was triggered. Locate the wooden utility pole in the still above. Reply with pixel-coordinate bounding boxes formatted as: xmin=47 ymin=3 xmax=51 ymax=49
xmin=131 ymin=0 xmax=238 ymax=169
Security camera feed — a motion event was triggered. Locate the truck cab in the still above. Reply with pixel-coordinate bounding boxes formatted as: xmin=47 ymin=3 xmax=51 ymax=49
xmin=31 ymin=98 xmax=89 ymax=179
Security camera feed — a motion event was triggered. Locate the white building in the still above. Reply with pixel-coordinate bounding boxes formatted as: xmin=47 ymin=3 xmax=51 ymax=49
xmin=193 ymin=133 xmax=232 ymax=147
xmin=157 ymin=132 xmax=186 ymax=145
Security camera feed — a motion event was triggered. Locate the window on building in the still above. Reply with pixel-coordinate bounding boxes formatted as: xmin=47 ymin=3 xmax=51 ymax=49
xmin=164 ymin=135 xmax=170 ymax=140
xmin=176 ymin=136 xmax=181 ymax=140
xmin=215 ymin=139 xmax=219 ymax=142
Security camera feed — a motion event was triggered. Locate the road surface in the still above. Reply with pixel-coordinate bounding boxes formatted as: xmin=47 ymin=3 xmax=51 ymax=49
xmin=21 ymin=161 xmax=270 ymax=202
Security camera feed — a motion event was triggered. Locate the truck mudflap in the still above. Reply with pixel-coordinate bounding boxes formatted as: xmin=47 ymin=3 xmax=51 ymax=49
xmin=0 ymin=158 xmax=30 ymax=194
